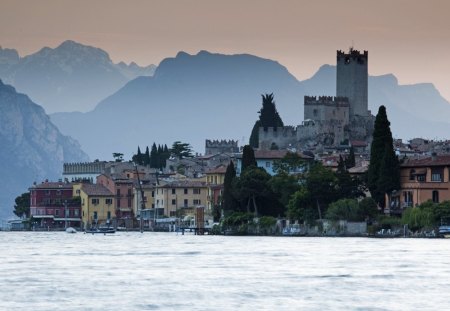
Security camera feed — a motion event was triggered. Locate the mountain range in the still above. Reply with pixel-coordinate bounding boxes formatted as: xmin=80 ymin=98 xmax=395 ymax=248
xmin=0 ymin=80 xmax=89 ymax=219
xmin=0 ymin=40 xmax=156 ymax=113
xmin=50 ymin=49 xmax=450 ymax=160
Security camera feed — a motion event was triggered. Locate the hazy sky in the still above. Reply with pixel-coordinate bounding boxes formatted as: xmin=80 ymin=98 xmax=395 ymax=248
xmin=1 ymin=0 xmax=449 ymax=100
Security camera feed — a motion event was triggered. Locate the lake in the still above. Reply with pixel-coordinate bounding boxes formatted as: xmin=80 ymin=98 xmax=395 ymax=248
xmin=0 ymin=232 xmax=449 ymax=310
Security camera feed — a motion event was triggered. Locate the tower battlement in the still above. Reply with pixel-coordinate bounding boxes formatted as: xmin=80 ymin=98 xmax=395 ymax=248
xmin=205 ymin=139 xmax=239 ymax=155
xmin=304 ymin=96 xmax=349 ymax=107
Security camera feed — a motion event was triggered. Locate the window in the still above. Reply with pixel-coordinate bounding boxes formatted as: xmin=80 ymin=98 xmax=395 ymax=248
xmin=105 ymin=198 xmax=112 ymax=205
xmin=193 ymin=199 xmax=201 ymax=205
xmin=313 ymin=109 xmax=318 ymax=117
xmin=76 ymin=189 xmax=80 ymax=195
xmin=152 ymin=191 xmax=155 ymax=198
xmin=266 ymin=161 xmax=271 ymax=168
xmin=117 ymin=199 xmax=121 ymax=208
xmin=92 ymin=198 xmax=99 ymax=205
xmin=128 ymin=199 xmax=132 ymax=207
xmin=45 ymin=190 xmax=50 ymax=195
xmin=75 ymin=210 xmax=79 ymax=217
xmin=93 ymin=211 xmax=98 ymax=220
xmin=193 ymin=188 xmax=201 ymax=194
xmin=55 ymin=209 xmax=59 ymax=216
xmin=65 ymin=209 xmax=70 ymax=217
xmin=409 ymin=169 xmax=415 ymax=181
xmin=107 ymin=211 xmax=111 ymax=220
xmin=116 ymin=189 xmax=121 ymax=196
xmin=417 ymin=174 xmax=426 ymax=182
xmin=172 ymin=199 xmax=176 ymax=205
xmin=128 ymin=189 xmax=132 ymax=196
xmin=56 ymin=190 xmax=62 ymax=196
xmin=184 ymin=199 xmax=188 ymax=207
xmin=184 ymin=188 xmax=188 ymax=194
xmin=172 ymin=189 xmax=176 ymax=194
xmin=431 ymin=169 xmax=443 ymax=182
xmin=432 ymin=190 xmax=439 ymax=203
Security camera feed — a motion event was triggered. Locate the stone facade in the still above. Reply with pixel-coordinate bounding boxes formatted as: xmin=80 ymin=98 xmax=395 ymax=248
xmin=205 ymin=139 xmax=239 ymax=155
xmin=258 ymin=48 xmax=374 ymax=152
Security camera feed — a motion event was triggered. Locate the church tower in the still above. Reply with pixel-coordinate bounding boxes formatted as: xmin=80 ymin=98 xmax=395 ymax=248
xmin=336 ymin=48 xmax=368 ymax=117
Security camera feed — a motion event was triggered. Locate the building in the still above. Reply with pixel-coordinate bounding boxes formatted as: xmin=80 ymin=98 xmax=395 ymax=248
xmin=63 ymin=161 xmax=107 ymax=183
xmin=258 ymin=48 xmax=374 ymax=152
xmin=74 ymin=183 xmax=115 ymax=230
xmin=205 ymin=139 xmax=239 ymax=155
xmin=154 ymin=179 xmax=208 ymax=217
xmin=205 ymin=164 xmax=228 ymax=211
xmin=235 ymin=150 xmax=313 ymax=176
xmin=391 ymin=155 xmax=450 ymax=215
xmin=29 ymin=181 xmax=81 ymax=229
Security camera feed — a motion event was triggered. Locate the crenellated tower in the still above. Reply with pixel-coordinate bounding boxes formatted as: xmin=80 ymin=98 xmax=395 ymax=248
xmin=336 ymin=48 xmax=368 ymax=117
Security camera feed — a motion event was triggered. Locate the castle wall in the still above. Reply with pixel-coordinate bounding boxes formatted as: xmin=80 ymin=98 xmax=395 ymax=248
xmin=258 ymin=127 xmax=297 ymax=150
xmin=205 ymin=139 xmax=239 ymax=155
xmin=336 ymin=49 xmax=368 ymax=117
xmin=304 ymin=96 xmax=350 ymax=125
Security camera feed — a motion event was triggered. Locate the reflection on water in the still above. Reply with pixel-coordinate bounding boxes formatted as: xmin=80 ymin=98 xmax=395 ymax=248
xmin=0 ymin=232 xmax=449 ymax=310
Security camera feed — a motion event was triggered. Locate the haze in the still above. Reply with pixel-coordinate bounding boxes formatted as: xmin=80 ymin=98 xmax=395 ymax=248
xmin=1 ymin=0 xmax=449 ymax=101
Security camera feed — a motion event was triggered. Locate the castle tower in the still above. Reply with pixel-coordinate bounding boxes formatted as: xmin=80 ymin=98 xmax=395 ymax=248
xmin=336 ymin=48 xmax=368 ymax=117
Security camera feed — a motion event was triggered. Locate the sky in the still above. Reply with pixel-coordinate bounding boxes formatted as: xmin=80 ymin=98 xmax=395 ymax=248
xmin=1 ymin=0 xmax=449 ymax=101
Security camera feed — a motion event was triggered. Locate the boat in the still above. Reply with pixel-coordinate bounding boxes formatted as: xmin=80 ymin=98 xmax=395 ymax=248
xmin=438 ymin=225 xmax=450 ymax=238
xmin=65 ymin=227 xmax=77 ymax=234
xmin=85 ymin=227 xmax=116 ymax=234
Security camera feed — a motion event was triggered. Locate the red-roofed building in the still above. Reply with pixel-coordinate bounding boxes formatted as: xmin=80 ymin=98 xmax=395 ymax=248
xmin=205 ymin=164 xmax=228 ymax=213
xmin=29 ymin=181 xmax=81 ymax=229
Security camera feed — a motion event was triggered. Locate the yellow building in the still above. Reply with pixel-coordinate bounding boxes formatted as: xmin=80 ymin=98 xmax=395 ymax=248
xmin=205 ymin=164 xmax=227 ymax=211
xmin=74 ymin=183 xmax=115 ymax=229
xmin=154 ymin=179 xmax=208 ymax=217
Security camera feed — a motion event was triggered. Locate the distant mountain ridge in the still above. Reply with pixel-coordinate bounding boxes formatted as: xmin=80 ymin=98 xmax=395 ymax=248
xmin=0 ymin=79 xmax=89 ymax=219
xmin=50 ymin=50 xmax=450 ymax=160
xmin=0 ymin=40 xmax=156 ymax=113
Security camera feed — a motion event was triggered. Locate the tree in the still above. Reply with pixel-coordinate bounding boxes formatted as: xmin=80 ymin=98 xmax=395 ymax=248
xmin=223 ymin=161 xmax=239 ymax=213
xmin=150 ymin=143 xmax=158 ymax=168
xmin=326 ymin=199 xmax=359 ymax=221
xmin=233 ymin=166 xmax=272 ymax=216
xmin=170 ymin=141 xmax=193 ymax=159
xmin=112 ymin=152 xmax=124 ymax=162
xmin=367 ymin=106 xmax=400 ymax=208
xmin=272 ymin=151 xmax=306 ymax=174
xmin=144 ymin=146 xmax=151 ymax=166
xmin=345 ymin=146 xmax=356 ymax=169
xmin=357 ymin=197 xmax=379 ymax=221
xmin=241 ymin=145 xmax=256 ymax=172
xmin=132 ymin=146 xmax=144 ymax=165
xmin=287 ymin=187 xmax=316 ymax=224
xmin=249 ymin=93 xmax=284 ymax=148
xmin=305 ymin=162 xmax=338 ymax=219
xmin=335 ymin=155 xmax=365 ymax=200
xmin=13 ymin=192 xmax=30 ymax=218
xmin=269 ymin=171 xmax=301 ymax=208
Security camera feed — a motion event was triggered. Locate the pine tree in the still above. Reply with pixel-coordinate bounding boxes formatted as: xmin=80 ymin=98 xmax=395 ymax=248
xmin=367 ymin=105 xmax=400 ymax=208
xmin=241 ymin=145 xmax=257 ymax=172
xmin=132 ymin=146 xmax=143 ymax=164
xmin=249 ymin=93 xmax=284 ymax=148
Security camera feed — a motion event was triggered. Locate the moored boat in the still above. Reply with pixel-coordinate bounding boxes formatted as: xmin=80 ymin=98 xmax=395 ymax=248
xmin=65 ymin=227 xmax=77 ymax=233
xmin=85 ymin=227 xmax=116 ymax=234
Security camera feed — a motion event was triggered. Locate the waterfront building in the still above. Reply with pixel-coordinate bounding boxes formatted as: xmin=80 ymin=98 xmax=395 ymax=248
xmin=73 ymin=183 xmax=115 ymax=230
xmin=29 ymin=181 xmax=81 ymax=229
xmin=205 ymin=164 xmax=227 ymax=211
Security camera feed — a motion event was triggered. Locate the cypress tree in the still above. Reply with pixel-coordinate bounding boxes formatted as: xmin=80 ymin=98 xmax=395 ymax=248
xmin=223 ymin=161 xmax=238 ymax=212
xmin=150 ymin=143 xmax=158 ymax=168
xmin=144 ymin=146 xmax=150 ymax=166
xmin=345 ymin=146 xmax=356 ymax=169
xmin=241 ymin=145 xmax=257 ymax=172
xmin=249 ymin=120 xmax=261 ymax=148
xmin=367 ymin=105 xmax=400 ymax=208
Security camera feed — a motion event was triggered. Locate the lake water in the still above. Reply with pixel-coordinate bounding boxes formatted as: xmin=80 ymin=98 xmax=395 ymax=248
xmin=0 ymin=232 xmax=449 ymax=310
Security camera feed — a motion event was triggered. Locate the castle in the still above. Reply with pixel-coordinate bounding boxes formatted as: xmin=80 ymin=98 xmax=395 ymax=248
xmin=259 ymin=48 xmax=374 ymax=152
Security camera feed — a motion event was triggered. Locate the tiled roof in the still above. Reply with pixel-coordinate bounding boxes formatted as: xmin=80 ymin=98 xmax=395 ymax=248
xmin=206 ymin=164 xmax=227 ymax=174
xmin=160 ymin=180 xmax=207 ymax=188
xmin=401 ymin=155 xmax=450 ymax=168
xmin=81 ymin=184 xmax=113 ymax=196
xmin=350 ymin=140 xmax=367 ymax=147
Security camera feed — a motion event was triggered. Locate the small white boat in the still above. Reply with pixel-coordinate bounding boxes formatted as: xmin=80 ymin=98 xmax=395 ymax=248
xmin=438 ymin=225 xmax=450 ymax=238
xmin=65 ymin=227 xmax=77 ymax=234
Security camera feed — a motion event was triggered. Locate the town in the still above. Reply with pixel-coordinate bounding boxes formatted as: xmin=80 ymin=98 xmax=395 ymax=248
xmin=8 ymin=49 xmax=450 ymax=237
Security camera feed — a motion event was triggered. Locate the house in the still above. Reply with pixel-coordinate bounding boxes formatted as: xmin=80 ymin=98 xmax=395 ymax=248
xmin=29 ymin=181 xmax=81 ymax=229
xmin=74 ymin=183 xmax=115 ymax=230
xmin=389 ymin=154 xmax=450 ymax=215
xmin=235 ymin=150 xmax=312 ymax=176
xmin=205 ymin=164 xmax=228 ymax=211
xmin=154 ymin=179 xmax=208 ymax=217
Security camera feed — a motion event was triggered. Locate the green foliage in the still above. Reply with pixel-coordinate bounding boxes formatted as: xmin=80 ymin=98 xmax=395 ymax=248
xmin=376 ymin=215 xmax=402 ymax=229
xmin=358 ymin=197 xmax=379 ymax=221
xmin=13 ymin=192 xmax=30 ymax=218
xmin=270 ymin=143 xmax=279 ymax=150
xmin=272 ymin=151 xmax=306 ymax=174
xmin=335 ymin=156 xmax=365 ymax=200
xmin=345 ymin=147 xmax=356 ymax=169
xmin=401 ymin=207 xmax=434 ymax=231
xmin=170 ymin=141 xmax=193 ymax=159
xmin=269 ymin=171 xmax=301 ymax=208
xmin=326 ymin=199 xmax=359 ymax=221
xmin=132 ymin=146 xmax=144 ymax=165
xmin=287 ymin=187 xmax=316 ymax=224
xmin=249 ymin=120 xmax=261 ymax=148
xmin=223 ymin=161 xmax=239 ymax=213
xmin=368 ymin=106 xmax=400 ymax=207
xmin=306 ymin=162 xmax=338 ymax=217
xmin=241 ymin=145 xmax=256 ymax=172
xmin=249 ymin=93 xmax=284 ymax=148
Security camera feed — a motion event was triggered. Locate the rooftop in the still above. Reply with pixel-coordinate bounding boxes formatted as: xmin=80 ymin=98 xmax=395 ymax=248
xmin=81 ymin=184 xmax=113 ymax=196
